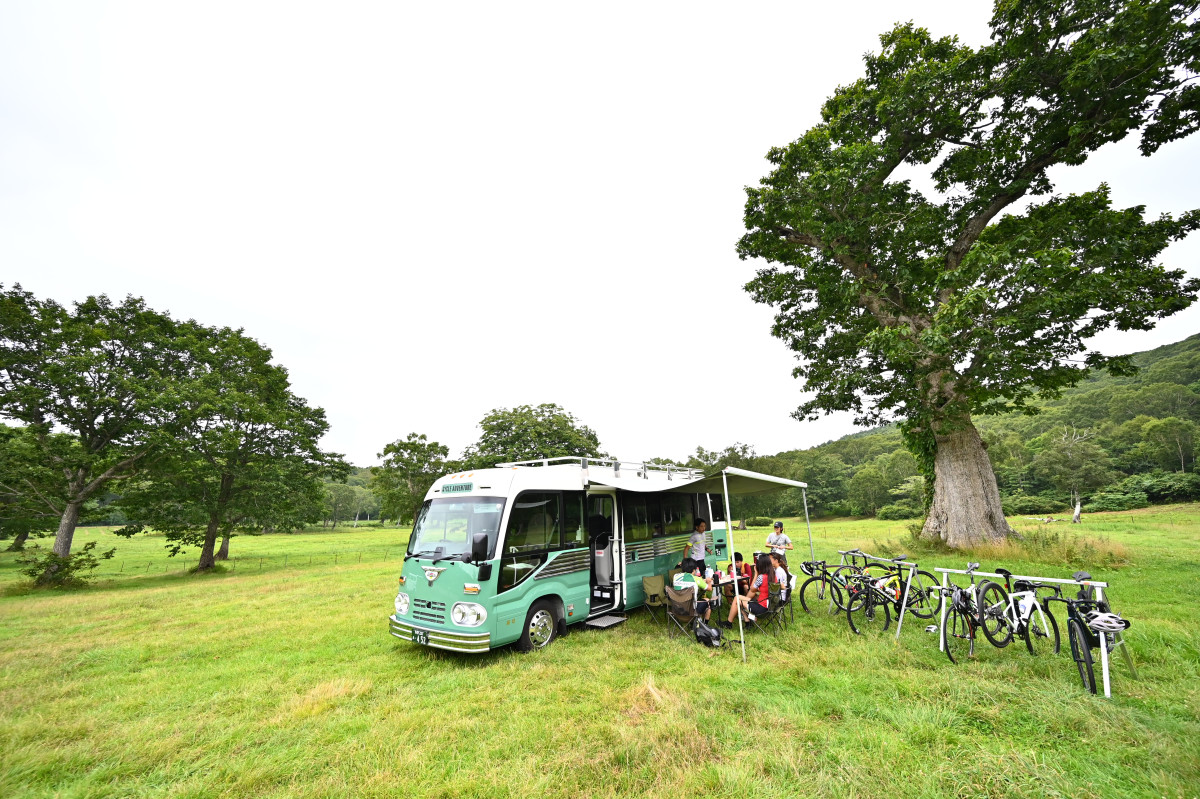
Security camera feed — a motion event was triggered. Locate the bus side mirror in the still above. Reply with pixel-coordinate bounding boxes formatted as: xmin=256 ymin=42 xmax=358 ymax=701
xmin=471 ymin=533 xmax=489 ymax=563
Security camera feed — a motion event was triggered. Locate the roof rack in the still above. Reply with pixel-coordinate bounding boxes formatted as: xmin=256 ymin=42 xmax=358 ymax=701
xmin=495 ymin=456 xmax=705 ymax=481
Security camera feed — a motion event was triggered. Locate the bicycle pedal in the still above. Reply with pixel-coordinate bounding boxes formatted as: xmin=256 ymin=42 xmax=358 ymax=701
xmin=924 ymin=625 xmax=939 ymax=634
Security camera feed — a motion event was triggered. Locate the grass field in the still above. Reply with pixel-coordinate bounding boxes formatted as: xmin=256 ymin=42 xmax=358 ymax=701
xmin=1 ymin=508 xmax=1198 ymax=798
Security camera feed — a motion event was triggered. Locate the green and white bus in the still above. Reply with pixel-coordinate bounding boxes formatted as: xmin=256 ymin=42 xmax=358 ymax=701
xmin=388 ymin=457 xmax=807 ymax=653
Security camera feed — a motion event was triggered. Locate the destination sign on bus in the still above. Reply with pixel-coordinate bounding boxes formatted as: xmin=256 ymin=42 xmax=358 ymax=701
xmin=442 ymin=482 xmax=473 ymax=494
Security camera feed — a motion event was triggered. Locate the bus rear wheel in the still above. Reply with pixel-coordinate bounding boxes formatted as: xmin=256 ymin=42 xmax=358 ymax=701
xmin=518 ymin=600 xmax=558 ymax=652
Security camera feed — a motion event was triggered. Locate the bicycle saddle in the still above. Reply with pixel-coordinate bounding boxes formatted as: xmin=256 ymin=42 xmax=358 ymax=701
xmin=995 ymin=567 xmax=1012 ymax=577
xmin=892 ymin=555 xmax=909 ymax=562
xmin=1072 ymin=570 xmax=1092 ymax=582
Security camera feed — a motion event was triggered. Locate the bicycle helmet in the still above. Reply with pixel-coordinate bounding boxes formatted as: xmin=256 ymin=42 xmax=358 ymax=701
xmin=1085 ymin=610 xmax=1131 ymax=632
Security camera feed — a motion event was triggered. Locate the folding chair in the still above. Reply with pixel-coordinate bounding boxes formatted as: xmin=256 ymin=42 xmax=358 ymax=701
xmin=747 ymin=586 xmax=784 ymax=637
xmin=778 ymin=573 xmax=797 ymax=627
xmin=665 ymin=585 xmax=699 ymax=639
xmin=642 ymin=575 xmax=667 ymax=625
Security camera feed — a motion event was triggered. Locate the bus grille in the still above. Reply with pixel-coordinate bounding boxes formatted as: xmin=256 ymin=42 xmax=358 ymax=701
xmin=412 ymin=598 xmax=446 ymax=624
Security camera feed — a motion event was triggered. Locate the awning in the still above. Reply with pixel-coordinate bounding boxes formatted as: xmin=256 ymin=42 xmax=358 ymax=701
xmin=586 ymin=465 xmax=806 ymax=495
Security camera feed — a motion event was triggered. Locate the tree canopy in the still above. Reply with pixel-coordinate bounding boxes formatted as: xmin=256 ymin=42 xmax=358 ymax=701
xmin=372 ymin=433 xmax=449 ymax=525
xmin=461 ymin=403 xmax=605 ymax=467
xmin=738 ymin=1 xmax=1200 ymax=547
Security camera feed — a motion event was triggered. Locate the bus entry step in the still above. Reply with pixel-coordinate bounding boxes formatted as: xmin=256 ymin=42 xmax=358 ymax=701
xmin=584 ymin=615 xmax=627 ymax=629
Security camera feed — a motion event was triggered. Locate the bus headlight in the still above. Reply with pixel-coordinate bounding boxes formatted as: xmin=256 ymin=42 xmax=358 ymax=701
xmin=451 ymin=602 xmax=487 ymax=627
xmin=394 ymin=592 xmax=410 ymax=616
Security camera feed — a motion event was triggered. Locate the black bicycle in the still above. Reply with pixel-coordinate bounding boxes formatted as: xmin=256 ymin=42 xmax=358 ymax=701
xmin=1046 ymin=571 xmax=1132 ymax=694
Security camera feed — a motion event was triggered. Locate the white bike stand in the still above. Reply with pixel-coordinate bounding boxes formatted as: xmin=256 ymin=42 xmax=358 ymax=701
xmin=934 ymin=568 xmax=1130 ymax=698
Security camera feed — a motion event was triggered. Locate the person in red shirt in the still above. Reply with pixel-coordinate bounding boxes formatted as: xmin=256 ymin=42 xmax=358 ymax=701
xmin=723 ymin=554 xmax=772 ymax=628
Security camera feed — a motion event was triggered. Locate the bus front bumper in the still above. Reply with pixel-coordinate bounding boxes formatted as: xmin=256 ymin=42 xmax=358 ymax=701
xmin=389 ymin=615 xmax=491 ymax=653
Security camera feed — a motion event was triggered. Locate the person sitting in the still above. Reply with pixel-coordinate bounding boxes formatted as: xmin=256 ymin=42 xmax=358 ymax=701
xmin=769 ymin=551 xmax=790 ymax=589
xmin=672 ymin=557 xmax=714 ymax=624
xmin=723 ymin=554 xmax=773 ymax=628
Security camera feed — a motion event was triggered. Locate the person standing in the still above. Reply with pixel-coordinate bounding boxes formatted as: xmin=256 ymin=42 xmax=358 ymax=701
xmin=683 ymin=518 xmax=710 ymax=564
xmin=766 ymin=521 xmax=793 ymax=562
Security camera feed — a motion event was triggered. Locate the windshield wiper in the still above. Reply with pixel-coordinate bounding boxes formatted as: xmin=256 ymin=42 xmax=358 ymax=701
xmin=432 ymin=552 xmax=470 ymax=564
xmin=405 ymin=549 xmax=444 ymax=562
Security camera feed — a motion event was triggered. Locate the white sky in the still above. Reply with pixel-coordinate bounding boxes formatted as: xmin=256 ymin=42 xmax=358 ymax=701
xmin=2 ymin=2 xmax=1197 ymax=466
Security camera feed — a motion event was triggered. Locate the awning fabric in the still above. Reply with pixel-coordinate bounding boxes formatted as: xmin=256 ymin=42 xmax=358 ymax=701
xmin=586 ymin=465 xmax=805 ymax=495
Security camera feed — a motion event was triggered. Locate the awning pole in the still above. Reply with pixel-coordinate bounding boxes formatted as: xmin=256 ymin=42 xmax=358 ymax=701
xmin=721 ymin=468 xmax=746 ymax=663
xmin=803 ymin=487 xmax=815 ymax=565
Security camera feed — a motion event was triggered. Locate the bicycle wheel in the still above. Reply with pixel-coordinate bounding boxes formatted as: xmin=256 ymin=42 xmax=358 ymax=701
xmin=799 ymin=576 xmax=839 ymax=615
xmin=847 ymin=592 xmax=891 ymax=635
xmin=978 ymin=581 xmax=1014 ymax=648
xmin=1067 ymin=618 xmax=1096 ymax=694
xmin=943 ymin=606 xmax=972 ymax=665
xmin=904 ymin=570 xmax=943 ymax=619
xmin=1023 ymin=604 xmax=1061 ymax=657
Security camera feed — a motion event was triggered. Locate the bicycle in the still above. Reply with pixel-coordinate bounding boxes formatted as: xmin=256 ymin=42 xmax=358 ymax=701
xmin=844 ymin=570 xmax=891 ymax=635
xmin=975 ymin=568 xmax=1062 ymax=656
xmin=797 ymin=558 xmax=863 ymax=615
xmin=937 ymin=562 xmax=986 ymax=664
xmin=858 ymin=554 xmax=943 ymax=621
xmin=1046 ymin=571 xmax=1133 ymax=694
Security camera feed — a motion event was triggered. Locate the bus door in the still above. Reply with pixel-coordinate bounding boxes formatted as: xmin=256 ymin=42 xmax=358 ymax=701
xmin=587 ymin=492 xmax=619 ymax=614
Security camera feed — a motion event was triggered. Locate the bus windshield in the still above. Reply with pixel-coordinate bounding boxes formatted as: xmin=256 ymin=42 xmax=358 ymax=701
xmin=406 ymin=497 xmax=506 ymax=561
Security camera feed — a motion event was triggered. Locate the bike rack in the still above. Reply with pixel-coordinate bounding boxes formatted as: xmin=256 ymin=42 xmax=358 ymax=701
xmin=834 ymin=549 xmax=922 ymax=641
xmin=933 ymin=568 xmax=1136 ymax=698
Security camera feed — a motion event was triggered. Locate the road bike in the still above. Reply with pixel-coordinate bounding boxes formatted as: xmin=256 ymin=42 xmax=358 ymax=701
xmin=938 ymin=562 xmax=986 ymax=664
xmin=975 ymin=568 xmax=1061 ymax=656
xmin=858 ymin=554 xmax=943 ymax=621
xmin=1046 ymin=571 xmax=1133 ymax=694
xmin=797 ymin=558 xmax=862 ymax=615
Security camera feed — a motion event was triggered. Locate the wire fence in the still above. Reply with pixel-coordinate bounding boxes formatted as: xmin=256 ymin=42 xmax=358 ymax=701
xmin=89 ymin=546 xmax=407 ymax=582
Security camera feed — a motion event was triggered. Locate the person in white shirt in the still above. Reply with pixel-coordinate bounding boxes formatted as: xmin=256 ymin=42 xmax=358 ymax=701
xmin=683 ymin=518 xmax=710 ymax=563
xmin=765 ymin=521 xmax=792 ymax=563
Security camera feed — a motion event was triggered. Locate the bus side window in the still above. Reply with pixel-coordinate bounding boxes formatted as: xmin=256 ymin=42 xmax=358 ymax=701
xmin=707 ymin=493 xmax=726 ymax=523
xmin=563 ymin=491 xmax=586 ymax=548
xmin=622 ymin=494 xmax=651 ymax=541
xmin=505 ymin=492 xmax=561 ymax=552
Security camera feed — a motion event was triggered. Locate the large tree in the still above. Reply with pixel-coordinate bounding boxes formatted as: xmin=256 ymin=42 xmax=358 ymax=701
xmin=738 ymin=1 xmax=1200 ymax=547
xmin=460 ymin=403 xmax=605 ymax=468
xmin=0 ymin=287 xmax=202 ymax=579
xmin=372 ymin=433 xmax=450 ymax=525
xmin=116 ymin=326 xmax=344 ymax=570
xmin=0 ymin=424 xmax=66 ymax=551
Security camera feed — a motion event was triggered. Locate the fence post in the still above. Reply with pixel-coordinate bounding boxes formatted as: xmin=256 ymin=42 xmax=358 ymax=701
xmin=259 ymin=557 xmax=263 ymax=570
xmin=284 ymin=555 xmax=288 ymax=568
xmin=146 ymin=562 xmax=151 ymax=572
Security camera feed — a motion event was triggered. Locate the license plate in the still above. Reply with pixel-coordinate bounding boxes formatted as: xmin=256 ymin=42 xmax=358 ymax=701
xmin=412 ymin=629 xmax=429 ymax=646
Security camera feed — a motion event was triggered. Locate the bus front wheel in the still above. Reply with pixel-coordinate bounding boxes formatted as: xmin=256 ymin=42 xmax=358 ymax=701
xmin=518 ymin=600 xmax=558 ymax=652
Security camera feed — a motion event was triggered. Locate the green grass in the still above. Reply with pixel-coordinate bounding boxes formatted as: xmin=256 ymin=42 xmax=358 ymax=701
xmin=1 ymin=508 xmax=1198 ymax=798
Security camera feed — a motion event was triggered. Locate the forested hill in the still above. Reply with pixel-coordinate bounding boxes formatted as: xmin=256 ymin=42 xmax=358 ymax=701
xmin=745 ymin=333 xmax=1200 ymax=520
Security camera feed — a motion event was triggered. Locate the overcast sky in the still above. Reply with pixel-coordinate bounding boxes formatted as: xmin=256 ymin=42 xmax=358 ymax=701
xmin=3 ymin=2 xmax=1198 ymax=466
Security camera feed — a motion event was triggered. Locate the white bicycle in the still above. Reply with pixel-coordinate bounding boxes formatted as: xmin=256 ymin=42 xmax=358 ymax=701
xmin=976 ymin=568 xmax=1061 ymax=656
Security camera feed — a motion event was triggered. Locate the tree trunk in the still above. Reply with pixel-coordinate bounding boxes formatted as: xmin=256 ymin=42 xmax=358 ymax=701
xmin=198 ymin=475 xmax=234 ymax=571
xmin=6 ymin=529 xmax=31 ymax=551
xmin=353 ymin=512 xmax=359 ymax=528
xmin=921 ymin=420 xmax=1014 ymax=548
xmin=215 ymin=533 xmax=231 ymax=561
xmin=1072 ymin=501 xmax=1082 ymax=524
xmin=51 ymin=498 xmax=85 ymax=558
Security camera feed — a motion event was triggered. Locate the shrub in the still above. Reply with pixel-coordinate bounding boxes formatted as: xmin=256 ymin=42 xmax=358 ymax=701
xmin=1083 ymin=491 xmax=1150 ymax=512
xmin=15 ymin=541 xmax=115 ymax=588
xmin=744 ymin=516 xmax=774 ymax=528
xmin=1117 ymin=471 xmax=1200 ymax=503
xmin=876 ymin=503 xmax=922 ymax=520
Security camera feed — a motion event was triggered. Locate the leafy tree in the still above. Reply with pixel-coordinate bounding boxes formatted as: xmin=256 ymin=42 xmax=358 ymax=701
xmin=0 ymin=424 xmax=69 ymax=551
xmin=1142 ymin=416 xmax=1196 ymax=472
xmin=460 ymin=404 xmax=604 ymax=468
xmin=738 ymin=2 xmax=1200 ymax=547
xmin=324 ymin=482 xmax=358 ymax=529
xmin=686 ymin=443 xmax=757 ymax=471
xmin=1031 ymin=428 xmax=1115 ymax=519
xmin=0 ymin=287 xmax=203 ymax=582
xmin=115 ymin=326 xmax=345 ymax=570
xmin=846 ymin=465 xmax=890 ymax=516
xmin=372 ymin=433 xmax=450 ymax=526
